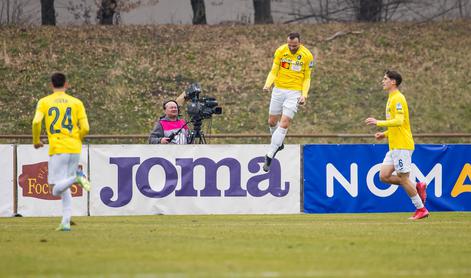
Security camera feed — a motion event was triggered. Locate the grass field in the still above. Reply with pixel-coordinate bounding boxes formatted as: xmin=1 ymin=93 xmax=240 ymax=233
xmin=1 ymin=213 xmax=471 ymax=277
xmin=1 ymin=21 xmax=470 ymax=144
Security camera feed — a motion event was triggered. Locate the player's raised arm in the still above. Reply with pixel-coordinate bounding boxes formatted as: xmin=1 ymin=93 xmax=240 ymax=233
xmin=263 ymin=49 xmax=281 ymax=91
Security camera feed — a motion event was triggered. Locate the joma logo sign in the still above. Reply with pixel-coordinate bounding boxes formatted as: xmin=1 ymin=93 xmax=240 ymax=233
xmin=100 ymin=156 xmax=291 ymax=207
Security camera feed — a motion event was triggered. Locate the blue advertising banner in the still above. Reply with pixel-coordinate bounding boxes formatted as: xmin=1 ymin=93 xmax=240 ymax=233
xmin=304 ymin=144 xmax=471 ymax=213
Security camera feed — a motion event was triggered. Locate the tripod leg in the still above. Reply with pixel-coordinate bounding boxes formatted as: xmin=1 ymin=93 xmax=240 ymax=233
xmin=188 ymin=132 xmax=195 ymax=144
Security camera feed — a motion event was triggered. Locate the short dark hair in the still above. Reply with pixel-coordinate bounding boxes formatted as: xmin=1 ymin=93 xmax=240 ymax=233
xmin=288 ymin=32 xmax=300 ymax=41
xmin=51 ymin=72 xmax=66 ymax=88
xmin=385 ymin=70 xmax=402 ymax=86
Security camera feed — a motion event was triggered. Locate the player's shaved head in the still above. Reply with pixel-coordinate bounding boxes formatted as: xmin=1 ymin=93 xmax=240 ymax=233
xmin=288 ymin=32 xmax=300 ymax=41
xmin=51 ymin=72 xmax=66 ymax=88
xmin=287 ymin=32 xmax=301 ymax=54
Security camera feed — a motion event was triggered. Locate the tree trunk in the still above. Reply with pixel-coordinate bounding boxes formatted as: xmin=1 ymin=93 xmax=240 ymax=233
xmin=98 ymin=0 xmax=117 ymax=25
xmin=357 ymin=0 xmax=382 ymax=22
xmin=191 ymin=0 xmax=207 ymax=25
xmin=253 ymin=0 xmax=273 ymax=24
xmin=6 ymin=0 xmax=11 ymax=23
xmin=40 ymin=0 xmax=56 ymax=25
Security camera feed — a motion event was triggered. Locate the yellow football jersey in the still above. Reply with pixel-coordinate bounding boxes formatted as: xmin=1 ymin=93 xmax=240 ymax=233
xmin=32 ymin=91 xmax=89 ymax=155
xmin=264 ymin=44 xmax=314 ymax=97
xmin=377 ymin=90 xmax=414 ymax=150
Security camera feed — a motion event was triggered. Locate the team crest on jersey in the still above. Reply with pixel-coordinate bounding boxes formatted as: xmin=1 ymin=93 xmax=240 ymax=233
xmin=281 ymin=61 xmax=290 ymax=69
xmin=396 ymin=102 xmax=403 ymax=111
xmin=297 ymin=55 xmax=302 ymax=60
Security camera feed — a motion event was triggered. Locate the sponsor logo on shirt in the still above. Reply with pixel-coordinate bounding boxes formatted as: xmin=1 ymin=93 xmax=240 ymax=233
xmin=281 ymin=58 xmax=305 ymax=70
xmin=291 ymin=65 xmax=302 ymax=72
xmin=396 ymin=102 xmax=403 ymax=111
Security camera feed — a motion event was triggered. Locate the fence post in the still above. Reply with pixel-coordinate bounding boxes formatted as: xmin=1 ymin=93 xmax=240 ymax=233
xmin=13 ymin=144 xmax=17 ymax=216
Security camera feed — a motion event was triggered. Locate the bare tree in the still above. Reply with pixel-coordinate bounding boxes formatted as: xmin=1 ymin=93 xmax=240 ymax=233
xmin=191 ymin=0 xmax=206 ymax=25
xmin=97 ymin=0 xmax=117 ymax=25
xmin=67 ymin=0 xmax=93 ymax=25
xmin=356 ymin=0 xmax=382 ymax=21
xmin=317 ymin=0 xmax=330 ymax=23
xmin=5 ymin=0 xmax=10 ymax=23
xmin=254 ymin=0 xmax=273 ymax=24
xmin=1 ymin=0 xmax=18 ymax=24
xmin=1 ymin=0 xmax=38 ymax=25
xmin=381 ymin=0 xmax=402 ymax=22
xmin=40 ymin=0 xmax=55 ymax=25
xmin=282 ymin=0 xmax=469 ymax=23
xmin=96 ymin=0 xmax=161 ymax=25
xmin=456 ymin=0 xmax=471 ymax=18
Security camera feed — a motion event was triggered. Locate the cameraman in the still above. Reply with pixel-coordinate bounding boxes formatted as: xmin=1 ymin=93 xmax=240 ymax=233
xmin=149 ymin=100 xmax=189 ymax=144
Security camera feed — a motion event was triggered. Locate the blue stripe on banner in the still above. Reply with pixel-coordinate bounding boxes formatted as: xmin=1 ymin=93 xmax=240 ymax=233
xmin=303 ymin=144 xmax=471 ymax=213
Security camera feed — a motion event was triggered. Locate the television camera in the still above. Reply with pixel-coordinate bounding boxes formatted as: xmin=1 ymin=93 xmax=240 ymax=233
xmin=184 ymin=83 xmax=222 ymax=144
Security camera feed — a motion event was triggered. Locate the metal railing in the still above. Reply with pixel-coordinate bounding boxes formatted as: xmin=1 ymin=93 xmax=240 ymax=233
xmin=1 ymin=133 xmax=470 ymax=140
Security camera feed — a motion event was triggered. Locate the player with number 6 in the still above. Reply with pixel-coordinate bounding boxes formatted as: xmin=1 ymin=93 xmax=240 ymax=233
xmin=365 ymin=70 xmax=429 ymax=220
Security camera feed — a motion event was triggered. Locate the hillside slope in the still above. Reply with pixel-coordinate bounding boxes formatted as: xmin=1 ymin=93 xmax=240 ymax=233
xmin=1 ymin=21 xmax=470 ymax=143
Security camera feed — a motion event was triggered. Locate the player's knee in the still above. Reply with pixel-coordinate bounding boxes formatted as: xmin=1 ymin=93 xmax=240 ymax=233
xmin=379 ymin=173 xmax=389 ymax=183
xmin=398 ymin=174 xmax=411 ymax=185
xmin=268 ymin=119 xmax=277 ymax=127
xmin=51 ymin=185 xmax=61 ymax=196
xmin=279 ymin=118 xmax=290 ymax=128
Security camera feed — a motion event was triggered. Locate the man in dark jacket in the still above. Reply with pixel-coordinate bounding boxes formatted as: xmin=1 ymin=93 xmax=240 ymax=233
xmin=149 ymin=100 xmax=189 ymax=144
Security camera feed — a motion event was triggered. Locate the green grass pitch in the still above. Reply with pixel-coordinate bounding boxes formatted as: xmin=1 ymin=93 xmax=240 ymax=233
xmin=1 ymin=213 xmax=471 ymax=277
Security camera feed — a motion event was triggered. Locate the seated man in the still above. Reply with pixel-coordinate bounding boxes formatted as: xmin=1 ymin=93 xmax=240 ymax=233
xmin=149 ymin=100 xmax=189 ymax=144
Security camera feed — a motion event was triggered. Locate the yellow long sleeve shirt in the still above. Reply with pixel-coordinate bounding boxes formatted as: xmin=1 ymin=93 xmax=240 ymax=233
xmin=377 ymin=90 xmax=414 ymax=150
xmin=264 ymin=44 xmax=314 ymax=97
xmin=32 ymin=91 xmax=89 ymax=155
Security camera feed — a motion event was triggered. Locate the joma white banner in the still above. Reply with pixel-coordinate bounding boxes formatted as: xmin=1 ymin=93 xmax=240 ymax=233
xmin=89 ymin=145 xmax=301 ymax=215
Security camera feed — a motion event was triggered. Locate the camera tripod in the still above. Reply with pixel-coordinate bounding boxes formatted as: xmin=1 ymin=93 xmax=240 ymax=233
xmin=188 ymin=117 xmax=207 ymax=144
